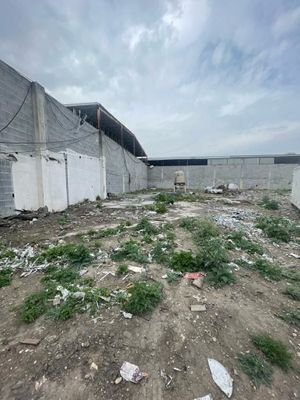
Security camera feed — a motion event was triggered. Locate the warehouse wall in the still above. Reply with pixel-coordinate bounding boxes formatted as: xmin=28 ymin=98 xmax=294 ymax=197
xmin=103 ymin=134 xmax=147 ymax=194
xmin=148 ymin=157 xmax=298 ymax=190
xmin=291 ymin=167 xmax=300 ymax=210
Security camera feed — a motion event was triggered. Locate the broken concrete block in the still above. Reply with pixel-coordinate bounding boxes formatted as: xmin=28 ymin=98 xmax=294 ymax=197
xmin=192 ymin=277 xmax=204 ymax=289
xmin=190 ymin=304 xmax=206 ymax=312
xmin=208 ymin=358 xmax=233 ymax=398
xmin=20 ymin=338 xmax=41 ymax=346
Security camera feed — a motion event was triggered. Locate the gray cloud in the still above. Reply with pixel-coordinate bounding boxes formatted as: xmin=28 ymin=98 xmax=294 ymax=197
xmin=0 ymin=0 xmax=299 ymax=156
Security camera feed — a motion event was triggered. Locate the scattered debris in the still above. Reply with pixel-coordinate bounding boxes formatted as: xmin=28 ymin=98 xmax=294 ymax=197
xmin=121 ymin=311 xmax=133 ymax=319
xmin=208 ymin=358 xmax=233 ymax=398
xmin=120 ymin=361 xmax=145 ymax=383
xmin=128 ymin=265 xmax=146 ymax=273
xmin=184 ymin=272 xmax=205 ymax=280
xmin=20 ymin=338 xmax=41 ymax=346
xmin=191 ymin=304 xmax=206 ymax=312
xmin=35 ymin=375 xmax=47 ymax=390
xmin=192 ymin=277 xmax=204 ymax=289
xmin=160 ymin=368 xmax=173 ymax=388
xmin=115 ymin=376 xmax=123 ymax=385
xmin=205 ymin=187 xmax=223 ymax=194
xmin=90 ymin=362 xmax=98 ymax=371
xmin=194 ymin=395 xmax=213 ymax=400
xmin=290 ymin=253 xmax=300 ymax=259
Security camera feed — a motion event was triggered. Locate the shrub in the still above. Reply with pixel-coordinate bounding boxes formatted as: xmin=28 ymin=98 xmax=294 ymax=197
xmin=111 ymin=240 xmax=148 ymax=263
xmin=283 ymin=285 xmax=300 ymax=301
xmin=256 ymin=216 xmax=297 ymax=242
xmin=155 ymin=193 xmax=175 ymax=204
xmin=155 ymin=202 xmax=168 ymax=213
xmin=253 ymin=259 xmax=283 ymax=281
xmin=37 ymin=243 xmax=92 ymax=266
xmin=277 ymin=308 xmax=300 ymax=327
xmin=259 ymin=196 xmax=280 ymax=210
xmin=20 ymin=292 xmax=48 ymax=323
xmin=238 ymin=353 xmax=273 ymax=387
xmin=205 ymin=266 xmax=236 ymax=287
xmin=169 ymin=250 xmax=197 ymax=272
xmin=135 ymin=217 xmax=159 ymax=235
xmin=0 ymin=267 xmax=13 ymax=288
xmin=117 ymin=264 xmax=129 ymax=275
xmin=251 ymin=333 xmax=293 ymax=371
xmin=196 ymin=238 xmax=230 ymax=270
xmin=124 ymin=281 xmax=163 ymax=315
xmin=226 ymin=231 xmax=264 ymax=255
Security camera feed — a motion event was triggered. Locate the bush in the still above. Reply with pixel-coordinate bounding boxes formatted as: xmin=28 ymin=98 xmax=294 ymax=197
xmin=124 ymin=281 xmax=163 ymax=315
xmin=169 ymin=250 xmax=197 ymax=272
xmin=180 ymin=217 xmax=219 ymax=244
xmin=196 ymin=238 xmax=230 ymax=270
xmin=117 ymin=264 xmax=129 ymax=275
xmin=0 ymin=267 xmax=13 ymax=288
xmin=206 ymin=266 xmax=236 ymax=287
xmin=277 ymin=308 xmax=300 ymax=327
xmin=154 ymin=202 xmax=168 ymax=213
xmin=256 ymin=216 xmax=297 ymax=242
xmin=253 ymin=259 xmax=283 ymax=281
xmin=155 ymin=193 xmax=175 ymax=204
xmin=226 ymin=231 xmax=264 ymax=255
xmin=283 ymin=285 xmax=300 ymax=301
xmin=251 ymin=333 xmax=293 ymax=371
xmin=37 ymin=243 xmax=92 ymax=266
xmin=20 ymin=292 xmax=48 ymax=323
xmin=135 ymin=217 xmax=159 ymax=235
xmin=259 ymin=196 xmax=280 ymax=210
xmin=111 ymin=240 xmax=148 ymax=263
xmin=238 ymin=353 xmax=273 ymax=387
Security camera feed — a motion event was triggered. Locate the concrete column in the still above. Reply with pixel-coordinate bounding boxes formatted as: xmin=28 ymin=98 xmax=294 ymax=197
xmin=31 ymin=82 xmax=47 ymax=208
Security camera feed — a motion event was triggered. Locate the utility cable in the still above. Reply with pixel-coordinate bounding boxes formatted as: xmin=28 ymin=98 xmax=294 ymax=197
xmin=0 ymin=82 xmax=32 ymax=133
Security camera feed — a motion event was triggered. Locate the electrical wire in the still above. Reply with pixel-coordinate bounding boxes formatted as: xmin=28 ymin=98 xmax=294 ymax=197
xmin=0 ymin=82 xmax=32 ymax=133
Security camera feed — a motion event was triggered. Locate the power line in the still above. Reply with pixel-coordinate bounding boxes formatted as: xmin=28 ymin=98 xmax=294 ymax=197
xmin=0 ymin=83 xmax=32 ymax=133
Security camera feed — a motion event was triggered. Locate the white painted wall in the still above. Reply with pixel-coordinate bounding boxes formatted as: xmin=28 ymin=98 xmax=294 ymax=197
xmin=11 ymin=154 xmax=40 ymax=211
xmin=66 ymin=150 xmax=103 ymax=205
xmin=42 ymin=152 xmax=68 ymax=212
xmin=291 ymin=167 xmax=300 ymax=210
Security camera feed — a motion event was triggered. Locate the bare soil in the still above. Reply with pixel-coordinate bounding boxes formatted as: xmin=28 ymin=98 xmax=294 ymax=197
xmin=0 ymin=190 xmax=300 ymax=400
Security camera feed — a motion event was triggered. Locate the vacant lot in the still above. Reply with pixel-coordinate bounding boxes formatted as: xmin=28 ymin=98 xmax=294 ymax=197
xmin=0 ymin=189 xmax=299 ymax=400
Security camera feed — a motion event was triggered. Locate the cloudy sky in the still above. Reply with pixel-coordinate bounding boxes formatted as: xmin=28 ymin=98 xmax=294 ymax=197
xmin=1 ymin=0 xmax=300 ymax=157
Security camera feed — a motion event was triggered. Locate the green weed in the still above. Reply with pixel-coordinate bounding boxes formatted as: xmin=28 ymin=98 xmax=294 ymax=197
xmin=41 ymin=266 xmax=80 ymax=285
xmin=135 ymin=217 xmax=159 ymax=235
xmin=196 ymin=238 xmax=230 ymax=270
xmin=37 ymin=243 xmax=92 ymax=266
xmin=256 ymin=216 xmax=298 ymax=242
xmin=238 ymin=353 xmax=273 ymax=387
xmin=166 ymin=270 xmax=181 ymax=284
xmin=253 ymin=259 xmax=283 ymax=281
xmin=151 ymin=241 xmax=174 ymax=265
xmin=277 ymin=308 xmax=300 ymax=327
xmin=283 ymin=285 xmax=300 ymax=301
xmin=251 ymin=333 xmax=293 ymax=371
xmin=155 ymin=193 xmax=175 ymax=204
xmin=281 ymin=269 xmax=300 ymax=282
xmin=20 ymin=291 xmax=48 ymax=323
xmin=226 ymin=231 xmax=264 ymax=255
xmin=0 ymin=267 xmax=13 ymax=288
xmin=117 ymin=264 xmax=129 ymax=275
xmin=259 ymin=196 xmax=280 ymax=210
xmin=154 ymin=202 xmax=168 ymax=213
xmin=124 ymin=281 xmax=163 ymax=315
xmin=169 ymin=250 xmax=197 ymax=272
xmin=111 ymin=240 xmax=148 ymax=263
xmin=205 ymin=266 xmax=236 ymax=287
xmin=180 ymin=217 xmax=220 ymax=244
xmin=57 ymin=215 xmax=70 ymax=226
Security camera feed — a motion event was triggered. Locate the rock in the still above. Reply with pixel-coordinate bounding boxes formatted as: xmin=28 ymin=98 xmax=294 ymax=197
xmin=90 ymin=362 xmax=98 ymax=371
xmin=208 ymin=358 xmax=233 ymax=398
xmin=190 ymin=304 xmax=206 ymax=312
xmin=20 ymin=338 xmax=41 ymax=346
xmin=192 ymin=277 xmax=204 ymax=289
xmin=194 ymin=395 xmax=213 ymax=400
xmin=115 ymin=376 xmax=122 ymax=384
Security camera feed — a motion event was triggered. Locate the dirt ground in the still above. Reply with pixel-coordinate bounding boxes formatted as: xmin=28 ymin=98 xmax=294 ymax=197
xmin=0 ymin=189 xmax=300 ymax=400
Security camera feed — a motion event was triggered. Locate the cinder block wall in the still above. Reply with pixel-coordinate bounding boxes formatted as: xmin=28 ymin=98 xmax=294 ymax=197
xmin=103 ymin=135 xmax=147 ymax=194
xmin=148 ymin=157 xmax=299 ymax=190
xmin=291 ymin=167 xmax=300 ymax=210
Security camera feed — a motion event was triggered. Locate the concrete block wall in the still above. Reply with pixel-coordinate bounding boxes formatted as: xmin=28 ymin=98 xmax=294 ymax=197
xmin=45 ymin=95 xmax=99 ymax=157
xmin=0 ymin=158 xmax=15 ymax=216
xmin=148 ymin=157 xmax=299 ymax=190
xmin=291 ymin=167 xmax=300 ymax=210
xmin=103 ymin=135 xmax=147 ymax=194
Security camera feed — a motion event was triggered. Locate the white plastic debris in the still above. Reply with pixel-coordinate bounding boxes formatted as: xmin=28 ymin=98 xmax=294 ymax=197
xmin=121 ymin=311 xmax=133 ymax=319
xmin=128 ymin=266 xmax=145 ymax=273
xmin=53 ymin=295 xmax=61 ymax=306
xmin=72 ymin=291 xmax=85 ymax=299
xmin=208 ymin=358 xmax=233 ymax=398
xmin=90 ymin=362 xmax=98 ymax=371
xmin=227 ymin=183 xmax=239 ymax=192
xmin=290 ymin=253 xmax=300 ymax=259
xmin=194 ymin=395 xmax=213 ymax=400
xmin=120 ymin=361 xmax=145 ymax=383
xmin=57 ymin=286 xmax=69 ymax=300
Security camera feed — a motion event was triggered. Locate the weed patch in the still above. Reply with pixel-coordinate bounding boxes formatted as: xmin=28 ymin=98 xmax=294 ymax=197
xmin=117 ymin=264 xmax=129 ymax=275
xmin=277 ymin=308 xmax=300 ymax=327
xmin=251 ymin=333 xmax=293 ymax=371
xmin=226 ymin=231 xmax=264 ymax=255
xmin=155 ymin=193 xmax=175 ymax=204
xmin=205 ymin=266 xmax=236 ymax=287
xmin=124 ymin=281 xmax=163 ymax=315
xmin=0 ymin=267 xmax=13 ymax=288
xmin=196 ymin=238 xmax=230 ymax=270
xmin=259 ymin=196 xmax=280 ymax=210
xmin=37 ymin=243 xmax=92 ymax=266
xmin=169 ymin=250 xmax=197 ymax=272
xmin=136 ymin=217 xmax=159 ymax=236
xmin=111 ymin=240 xmax=148 ymax=263
xmin=87 ymin=222 xmax=130 ymax=239
xmin=256 ymin=216 xmax=298 ymax=242
xmin=20 ymin=291 xmax=48 ymax=323
xmin=166 ymin=270 xmax=181 ymax=284
xmin=180 ymin=217 xmax=219 ymax=244
xmin=253 ymin=259 xmax=283 ymax=281
xmin=283 ymin=285 xmax=300 ymax=301
xmin=238 ymin=353 xmax=273 ymax=387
